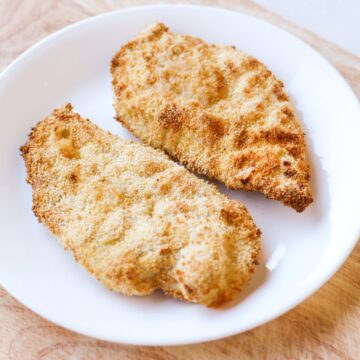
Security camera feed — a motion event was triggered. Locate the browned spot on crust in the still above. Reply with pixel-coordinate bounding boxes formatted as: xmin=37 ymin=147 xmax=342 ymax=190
xmin=239 ymin=111 xmax=263 ymax=126
xmin=121 ymin=40 xmax=136 ymax=52
xmin=182 ymin=35 xmax=202 ymax=47
xmin=114 ymin=82 xmax=126 ymax=96
xmin=225 ymin=60 xmax=239 ymax=75
xmin=233 ymin=128 xmax=248 ymax=149
xmin=54 ymin=125 xmax=70 ymax=140
xmin=179 ymin=182 xmax=197 ymax=196
xmin=243 ymin=70 xmax=271 ymax=97
xmin=90 ymin=163 xmax=98 ymax=175
xmin=260 ymin=128 xmax=299 ymax=144
xmin=232 ymin=154 xmax=249 ymax=169
xmin=197 ymin=65 xmax=228 ymax=105
xmin=59 ymin=141 xmax=79 ymax=159
xmin=54 ymin=125 xmax=80 ymax=159
xmin=58 ymin=139 xmax=79 ymax=159
xmin=279 ymin=105 xmax=296 ymax=125
xmin=137 ymin=161 xmax=166 ymax=177
xmin=255 ymin=102 xmax=265 ymax=112
xmin=202 ymin=113 xmax=225 ymax=141
xmin=177 ymin=202 xmax=190 ymax=212
xmin=114 ymin=115 xmax=124 ymax=125
xmin=220 ymin=205 xmax=242 ymax=225
xmin=146 ymin=75 xmax=157 ymax=85
xmin=161 ymin=69 xmax=171 ymax=81
xmin=171 ymin=43 xmax=185 ymax=55
xmin=241 ymin=177 xmax=251 ymax=185
xmin=160 ymin=247 xmax=171 ymax=255
xmin=288 ymin=146 xmax=302 ymax=158
xmin=241 ymin=57 xmax=261 ymax=71
xmin=146 ymin=23 xmax=168 ymax=41
xmin=276 ymin=186 xmax=313 ymax=213
xmin=272 ymin=81 xmax=288 ymax=101
xmin=159 ymin=181 xmax=171 ymax=195
xmin=68 ymin=172 xmax=78 ymax=183
xmin=111 ymin=57 xmax=119 ymax=70
xmin=281 ymin=105 xmax=294 ymax=118
xmin=284 ymin=168 xmax=296 ymax=177
xmin=158 ymin=104 xmax=186 ymax=131
xmin=243 ymin=74 xmax=261 ymax=97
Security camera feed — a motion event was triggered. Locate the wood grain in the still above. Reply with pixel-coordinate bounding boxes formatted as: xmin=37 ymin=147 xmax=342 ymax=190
xmin=0 ymin=0 xmax=359 ymax=359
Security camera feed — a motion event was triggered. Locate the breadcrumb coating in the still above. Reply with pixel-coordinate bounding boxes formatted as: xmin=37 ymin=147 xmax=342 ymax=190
xmin=111 ymin=23 xmax=313 ymax=212
xmin=20 ymin=104 xmax=260 ymax=307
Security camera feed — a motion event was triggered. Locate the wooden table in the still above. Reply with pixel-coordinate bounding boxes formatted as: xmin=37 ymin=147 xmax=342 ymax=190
xmin=1 ymin=1 xmax=359 ymax=358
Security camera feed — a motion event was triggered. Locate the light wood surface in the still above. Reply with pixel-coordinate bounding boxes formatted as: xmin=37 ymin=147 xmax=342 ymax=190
xmin=1 ymin=1 xmax=359 ymax=359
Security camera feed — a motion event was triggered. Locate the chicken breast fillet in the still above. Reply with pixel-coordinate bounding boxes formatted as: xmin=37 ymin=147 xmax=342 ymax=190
xmin=111 ymin=23 xmax=313 ymax=212
xmin=20 ymin=104 xmax=260 ymax=308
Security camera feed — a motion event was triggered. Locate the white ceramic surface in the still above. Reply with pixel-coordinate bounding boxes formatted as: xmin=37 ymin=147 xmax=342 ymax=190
xmin=0 ymin=5 xmax=359 ymax=346
xmin=254 ymin=0 xmax=360 ymax=56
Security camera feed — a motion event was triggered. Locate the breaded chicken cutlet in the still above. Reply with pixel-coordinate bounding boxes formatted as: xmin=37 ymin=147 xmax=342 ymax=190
xmin=111 ymin=23 xmax=313 ymax=212
xmin=20 ymin=104 xmax=260 ymax=308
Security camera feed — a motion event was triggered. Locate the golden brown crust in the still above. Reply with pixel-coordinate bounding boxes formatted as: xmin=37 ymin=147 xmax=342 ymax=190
xmin=111 ymin=23 xmax=313 ymax=212
xmin=20 ymin=103 xmax=261 ymax=308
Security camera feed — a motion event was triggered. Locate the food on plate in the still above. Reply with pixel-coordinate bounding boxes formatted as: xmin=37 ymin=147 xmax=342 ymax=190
xmin=20 ymin=103 xmax=260 ymax=307
xmin=111 ymin=22 xmax=313 ymax=212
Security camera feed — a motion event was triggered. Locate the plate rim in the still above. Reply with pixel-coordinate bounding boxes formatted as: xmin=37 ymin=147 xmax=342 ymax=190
xmin=0 ymin=3 xmax=359 ymax=346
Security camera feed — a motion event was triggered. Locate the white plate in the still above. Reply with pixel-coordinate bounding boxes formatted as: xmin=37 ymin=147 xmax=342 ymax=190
xmin=0 ymin=5 xmax=359 ymax=346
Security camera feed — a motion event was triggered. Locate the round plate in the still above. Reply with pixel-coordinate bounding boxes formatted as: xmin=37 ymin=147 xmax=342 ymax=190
xmin=0 ymin=5 xmax=359 ymax=346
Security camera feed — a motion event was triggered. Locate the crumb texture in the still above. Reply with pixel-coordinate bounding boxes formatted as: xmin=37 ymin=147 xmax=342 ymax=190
xmin=111 ymin=23 xmax=313 ymax=212
xmin=20 ymin=104 xmax=260 ymax=307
